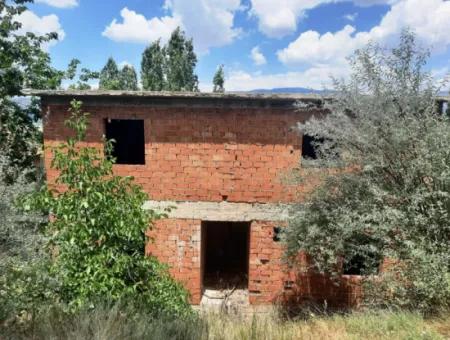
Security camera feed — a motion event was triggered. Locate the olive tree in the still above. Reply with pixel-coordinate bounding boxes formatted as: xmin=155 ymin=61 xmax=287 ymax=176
xmin=285 ymin=30 xmax=450 ymax=314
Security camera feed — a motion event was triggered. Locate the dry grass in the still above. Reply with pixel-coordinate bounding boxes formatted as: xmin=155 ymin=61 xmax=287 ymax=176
xmin=2 ymin=305 xmax=449 ymax=340
xmin=202 ymin=310 xmax=450 ymax=340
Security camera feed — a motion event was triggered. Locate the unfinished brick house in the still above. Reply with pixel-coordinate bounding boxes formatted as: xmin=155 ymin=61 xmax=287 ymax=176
xmin=34 ymin=90 xmax=367 ymax=308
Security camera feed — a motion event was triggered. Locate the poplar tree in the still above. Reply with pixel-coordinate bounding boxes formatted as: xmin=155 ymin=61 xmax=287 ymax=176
xmin=119 ymin=65 xmax=138 ymax=90
xmin=164 ymin=27 xmax=198 ymax=92
xmin=213 ymin=65 xmax=225 ymax=93
xmin=141 ymin=40 xmax=165 ymax=91
xmin=99 ymin=57 xmax=120 ymax=90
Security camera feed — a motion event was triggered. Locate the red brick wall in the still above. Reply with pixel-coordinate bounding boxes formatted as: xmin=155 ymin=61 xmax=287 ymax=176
xmin=42 ymin=101 xmax=360 ymax=307
xmin=146 ymin=218 xmax=362 ymax=306
xmin=145 ymin=219 xmax=203 ymax=304
xmin=43 ymin=104 xmax=320 ymax=203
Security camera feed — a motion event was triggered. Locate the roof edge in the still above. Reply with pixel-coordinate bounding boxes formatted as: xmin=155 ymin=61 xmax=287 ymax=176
xmin=22 ymin=89 xmax=327 ymax=101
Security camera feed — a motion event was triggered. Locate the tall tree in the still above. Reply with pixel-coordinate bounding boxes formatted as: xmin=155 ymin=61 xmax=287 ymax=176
xmin=119 ymin=65 xmax=138 ymax=90
xmin=213 ymin=65 xmax=225 ymax=93
xmin=164 ymin=27 xmax=198 ymax=92
xmin=99 ymin=57 xmax=120 ymax=90
xmin=141 ymin=40 xmax=165 ymax=91
xmin=0 ymin=0 xmax=74 ymax=182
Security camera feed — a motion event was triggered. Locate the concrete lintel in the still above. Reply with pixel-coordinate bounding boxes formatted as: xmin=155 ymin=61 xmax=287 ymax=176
xmin=143 ymin=200 xmax=290 ymax=222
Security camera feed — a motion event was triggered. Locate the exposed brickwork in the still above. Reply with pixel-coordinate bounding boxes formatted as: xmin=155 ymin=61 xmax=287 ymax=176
xmin=41 ymin=96 xmax=360 ymax=307
xmin=145 ymin=219 xmax=203 ymax=304
xmin=147 ymin=218 xmax=362 ymax=306
xmin=43 ymin=104 xmax=321 ymax=203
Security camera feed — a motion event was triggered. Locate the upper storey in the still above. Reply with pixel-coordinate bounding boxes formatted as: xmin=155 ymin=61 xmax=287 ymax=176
xmin=32 ymin=90 xmax=327 ymax=204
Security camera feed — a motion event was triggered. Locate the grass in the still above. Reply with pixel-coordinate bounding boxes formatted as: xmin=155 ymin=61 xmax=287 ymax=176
xmin=1 ymin=305 xmax=449 ymax=340
xmin=202 ymin=310 xmax=449 ymax=340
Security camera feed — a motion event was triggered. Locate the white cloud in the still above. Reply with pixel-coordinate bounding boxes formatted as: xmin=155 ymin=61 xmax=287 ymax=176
xmin=15 ymin=10 xmax=65 ymax=48
xmin=278 ymin=0 xmax=450 ymax=66
xmin=250 ymin=46 xmax=267 ymax=65
xmin=102 ymin=7 xmax=180 ymax=45
xmin=222 ymin=63 xmax=349 ymax=91
xmin=164 ymin=0 xmax=242 ymax=53
xmin=118 ymin=61 xmax=133 ymax=69
xmin=35 ymin=0 xmax=78 ymax=8
xmin=344 ymin=12 xmax=358 ymax=21
xmin=278 ymin=24 xmax=368 ymax=65
xmin=103 ymin=1 xmax=242 ymax=53
xmin=249 ymin=0 xmax=398 ymax=38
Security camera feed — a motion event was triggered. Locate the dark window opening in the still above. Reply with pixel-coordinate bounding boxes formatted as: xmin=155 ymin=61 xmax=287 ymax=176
xmin=343 ymin=252 xmax=382 ymax=275
xmin=105 ymin=119 xmax=145 ymax=165
xmin=202 ymin=221 xmax=249 ymax=289
xmin=302 ymin=134 xmax=321 ymax=160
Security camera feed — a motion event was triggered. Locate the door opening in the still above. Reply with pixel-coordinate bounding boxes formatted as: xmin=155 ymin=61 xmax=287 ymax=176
xmin=201 ymin=221 xmax=250 ymax=290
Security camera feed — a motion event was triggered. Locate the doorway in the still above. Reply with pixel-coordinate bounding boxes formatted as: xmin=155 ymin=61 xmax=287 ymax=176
xmin=201 ymin=221 xmax=250 ymax=290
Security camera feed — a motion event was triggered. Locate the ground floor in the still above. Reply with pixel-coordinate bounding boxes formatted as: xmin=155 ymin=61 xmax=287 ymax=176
xmin=145 ymin=201 xmax=362 ymax=307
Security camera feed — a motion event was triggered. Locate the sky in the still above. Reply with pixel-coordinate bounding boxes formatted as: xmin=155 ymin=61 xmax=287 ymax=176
xmin=17 ymin=0 xmax=450 ymax=92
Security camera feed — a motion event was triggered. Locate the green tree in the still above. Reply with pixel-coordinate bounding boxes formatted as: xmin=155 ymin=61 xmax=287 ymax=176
xmin=68 ymin=64 xmax=100 ymax=90
xmin=164 ymin=27 xmax=198 ymax=92
xmin=0 ymin=0 xmax=76 ymax=319
xmin=119 ymin=64 xmax=138 ymax=90
xmin=285 ymin=30 xmax=450 ymax=314
xmin=141 ymin=40 xmax=165 ymax=91
xmin=22 ymin=101 xmax=191 ymax=316
xmin=0 ymin=0 xmax=77 ymax=182
xmin=99 ymin=57 xmax=120 ymax=90
xmin=213 ymin=65 xmax=225 ymax=93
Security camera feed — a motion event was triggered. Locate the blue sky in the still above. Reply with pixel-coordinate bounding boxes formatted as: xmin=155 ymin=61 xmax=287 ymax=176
xmin=18 ymin=0 xmax=450 ymax=91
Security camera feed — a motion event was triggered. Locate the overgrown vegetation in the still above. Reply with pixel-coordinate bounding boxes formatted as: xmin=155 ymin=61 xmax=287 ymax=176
xmin=285 ymin=30 xmax=450 ymax=314
xmin=2 ymin=307 xmax=449 ymax=340
xmin=1 ymin=0 xmax=449 ymax=337
xmin=18 ymin=100 xmax=191 ymax=316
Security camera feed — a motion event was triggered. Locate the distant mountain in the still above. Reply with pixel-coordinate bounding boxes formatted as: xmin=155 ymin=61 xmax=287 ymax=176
xmin=248 ymin=87 xmax=325 ymax=94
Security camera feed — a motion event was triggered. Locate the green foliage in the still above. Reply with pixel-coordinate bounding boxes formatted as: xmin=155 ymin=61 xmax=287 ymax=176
xmin=119 ymin=64 xmax=138 ymax=90
xmin=0 ymin=0 xmax=80 ymax=182
xmin=99 ymin=58 xmax=139 ymax=90
xmin=140 ymin=28 xmax=199 ymax=92
xmin=99 ymin=57 xmax=121 ymax=90
xmin=165 ymin=27 xmax=198 ymax=92
xmin=67 ymin=64 xmax=100 ymax=90
xmin=0 ymin=155 xmax=54 ymax=321
xmin=2 ymin=302 xmax=204 ymax=340
xmin=21 ymin=100 xmax=191 ymax=315
xmin=285 ymin=30 xmax=450 ymax=314
xmin=141 ymin=40 xmax=165 ymax=91
xmin=2 ymin=307 xmax=447 ymax=340
xmin=213 ymin=65 xmax=225 ymax=93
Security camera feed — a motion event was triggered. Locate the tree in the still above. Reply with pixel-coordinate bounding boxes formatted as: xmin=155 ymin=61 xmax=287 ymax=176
xmin=213 ymin=65 xmax=225 ymax=93
xmin=68 ymin=65 xmax=100 ymax=90
xmin=285 ymin=30 xmax=450 ymax=314
xmin=99 ymin=57 xmax=120 ymax=90
xmin=0 ymin=0 xmax=77 ymax=319
xmin=22 ymin=101 xmax=191 ymax=315
xmin=119 ymin=65 xmax=138 ymax=90
xmin=164 ymin=27 xmax=198 ymax=92
xmin=141 ymin=40 xmax=165 ymax=91
xmin=0 ymin=0 xmax=76 ymax=182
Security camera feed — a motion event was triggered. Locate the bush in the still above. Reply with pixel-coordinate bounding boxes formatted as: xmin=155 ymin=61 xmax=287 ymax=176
xmin=0 ymin=155 xmax=51 ymax=321
xmin=21 ymin=100 xmax=191 ymax=316
xmin=285 ymin=30 xmax=450 ymax=314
